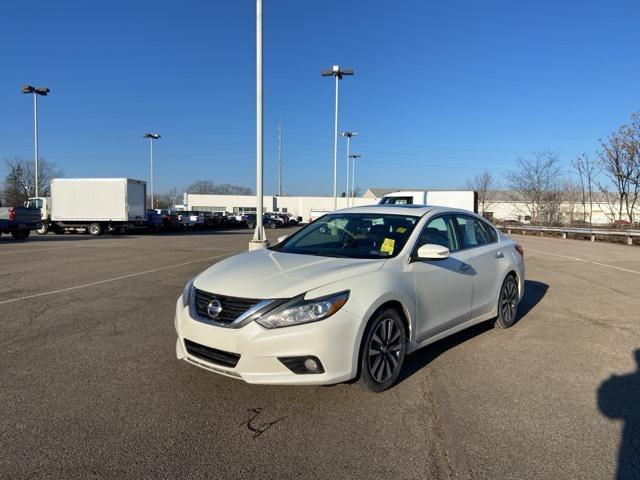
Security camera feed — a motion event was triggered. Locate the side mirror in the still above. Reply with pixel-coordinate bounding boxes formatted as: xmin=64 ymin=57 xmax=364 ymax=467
xmin=416 ymin=244 xmax=450 ymax=260
xmin=277 ymin=234 xmax=289 ymax=243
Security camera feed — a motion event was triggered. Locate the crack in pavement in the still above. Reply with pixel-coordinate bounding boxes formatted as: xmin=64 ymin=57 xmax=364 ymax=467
xmin=423 ymin=369 xmax=455 ymax=479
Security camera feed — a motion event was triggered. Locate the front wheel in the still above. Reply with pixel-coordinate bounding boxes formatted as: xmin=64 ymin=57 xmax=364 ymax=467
xmin=494 ymin=274 xmax=519 ymax=329
xmin=358 ymin=308 xmax=407 ymax=393
xmin=37 ymin=223 xmax=49 ymax=235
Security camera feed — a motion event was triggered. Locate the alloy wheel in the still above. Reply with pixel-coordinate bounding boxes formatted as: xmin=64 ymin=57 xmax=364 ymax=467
xmin=367 ymin=318 xmax=403 ymax=383
xmin=500 ymin=277 xmax=518 ymax=324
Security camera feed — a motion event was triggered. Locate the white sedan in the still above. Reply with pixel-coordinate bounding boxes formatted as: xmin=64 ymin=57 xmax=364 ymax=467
xmin=175 ymin=205 xmax=524 ymax=392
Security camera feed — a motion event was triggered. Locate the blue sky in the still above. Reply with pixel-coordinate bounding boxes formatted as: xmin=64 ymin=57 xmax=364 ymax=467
xmin=1 ymin=0 xmax=639 ymax=195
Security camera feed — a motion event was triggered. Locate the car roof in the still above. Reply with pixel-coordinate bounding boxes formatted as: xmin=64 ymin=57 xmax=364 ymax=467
xmin=330 ymin=204 xmax=487 ymax=220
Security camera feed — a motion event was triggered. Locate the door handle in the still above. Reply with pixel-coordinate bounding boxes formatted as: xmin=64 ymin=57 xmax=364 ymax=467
xmin=458 ymin=262 xmax=471 ymax=272
xmin=495 ymin=251 xmax=504 ymax=259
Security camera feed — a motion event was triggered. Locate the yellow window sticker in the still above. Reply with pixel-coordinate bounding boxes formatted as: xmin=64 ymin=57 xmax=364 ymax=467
xmin=380 ymin=238 xmax=395 ymax=255
xmin=396 ymin=226 xmax=407 ymax=233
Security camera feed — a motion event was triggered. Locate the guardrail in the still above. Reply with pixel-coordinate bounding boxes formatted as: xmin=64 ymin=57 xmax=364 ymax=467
xmin=499 ymin=225 xmax=640 ymax=245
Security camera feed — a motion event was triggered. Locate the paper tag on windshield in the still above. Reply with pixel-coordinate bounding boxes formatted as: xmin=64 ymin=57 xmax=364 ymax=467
xmin=396 ymin=226 xmax=407 ymax=233
xmin=380 ymin=238 xmax=395 ymax=256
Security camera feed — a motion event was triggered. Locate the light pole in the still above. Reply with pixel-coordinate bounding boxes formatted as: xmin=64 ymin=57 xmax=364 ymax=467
xmin=277 ymin=119 xmax=283 ymax=196
xmin=22 ymin=85 xmax=50 ymax=198
xmin=250 ymin=0 xmax=268 ymax=249
xmin=322 ymin=65 xmax=354 ymax=210
xmin=143 ymin=133 xmax=161 ymax=209
xmin=350 ymin=153 xmax=361 ymax=205
xmin=341 ymin=131 xmax=358 ymax=207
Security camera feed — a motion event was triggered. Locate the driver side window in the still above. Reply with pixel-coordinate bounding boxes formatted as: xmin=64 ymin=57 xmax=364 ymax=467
xmin=416 ymin=215 xmax=459 ymax=252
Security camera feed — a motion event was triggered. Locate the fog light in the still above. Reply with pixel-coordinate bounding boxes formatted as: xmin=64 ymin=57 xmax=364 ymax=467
xmin=278 ymin=356 xmax=325 ymax=374
xmin=304 ymin=358 xmax=319 ymax=371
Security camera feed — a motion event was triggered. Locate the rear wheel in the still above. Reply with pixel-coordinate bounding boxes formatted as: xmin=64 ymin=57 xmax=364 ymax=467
xmin=88 ymin=223 xmax=103 ymax=236
xmin=36 ymin=223 xmax=49 ymax=235
xmin=494 ymin=274 xmax=519 ymax=329
xmin=358 ymin=308 xmax=407 ymax=393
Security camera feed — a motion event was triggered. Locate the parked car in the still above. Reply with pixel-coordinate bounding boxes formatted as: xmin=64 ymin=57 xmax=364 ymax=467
xmin=265 ymin=213 xmax=286 ymax=227
xmin=175 ymin=205 xmax=525 ymax=392
xmin=0 ymin=201 xmax=42 ymax=240
xmin=154 ymin=209 xmax=181 ymax=230
xmin=243 ymin=214 xmax=278 ymax=229
xmin=184 ymin=211 xmax=206 ymax=229
xmin=146 ymin=210 xmax=165 ymax=232
xmin=281 ymin=212 xmax=299 ymax=225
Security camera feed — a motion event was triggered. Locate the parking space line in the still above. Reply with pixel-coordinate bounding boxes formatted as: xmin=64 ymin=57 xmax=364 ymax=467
xmin=0 ymin=252 xmax=236 ymax=305
xmin=0 ymin=244 xmax=105 ymax=256
xmin=526 ymin=247 xmax=640 ymax=275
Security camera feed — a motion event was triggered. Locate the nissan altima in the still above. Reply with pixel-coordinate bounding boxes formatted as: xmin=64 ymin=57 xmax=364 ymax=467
xmin=175 ymin=205 xmax=525 ymax=392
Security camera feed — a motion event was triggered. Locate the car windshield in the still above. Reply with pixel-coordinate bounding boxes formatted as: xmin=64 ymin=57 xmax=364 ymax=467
xmin=271 ymin=213 xmax=419 ymax=259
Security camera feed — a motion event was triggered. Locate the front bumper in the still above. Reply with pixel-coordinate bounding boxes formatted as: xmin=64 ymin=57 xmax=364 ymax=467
xmin=174 ymin=296 xmax=361 ymax=385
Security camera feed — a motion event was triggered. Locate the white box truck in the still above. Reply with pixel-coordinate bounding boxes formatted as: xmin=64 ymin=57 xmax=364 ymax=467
xmin=378 ymin=190 xmax=478 ymax=212
xmin=28 ymin=178 xmax=147 ymax=236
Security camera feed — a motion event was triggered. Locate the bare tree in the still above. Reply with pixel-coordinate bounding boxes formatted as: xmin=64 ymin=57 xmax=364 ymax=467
xmin=186 ymin=180 xmax=252 ymax=195
xmin=597 ymin=114 xmax=640 ymax=225
xmin=506 ymin=150 xmax=563 ymax=225
xmin=466 ymin=169 xmax=497 ymax=215
xmin=561 ymin=177 xmax=583 ymax=225
xmin=1 ymin=157 xmax=63 ymax=205
xmin=572 ymin=154 xmax=599 ymax=224
xmin=153 ymin=188 xmax=178 ymax=209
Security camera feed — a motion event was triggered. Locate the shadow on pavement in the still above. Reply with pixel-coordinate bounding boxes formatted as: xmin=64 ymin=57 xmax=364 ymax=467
xmin=398 ymin=279 xmax=549 ymax=384
xmin=598 ymin=349 xmax=640 ymax=480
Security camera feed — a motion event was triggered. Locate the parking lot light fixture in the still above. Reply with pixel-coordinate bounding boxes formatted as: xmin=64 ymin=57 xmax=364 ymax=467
xmin=349 ymin=153 xmax=361 ymax=204
xmin=22 ymin=84 xmax=50 ymax=197
xmin=340 ymin=131 xmax=358 ymax=207
xmin=143 ymin=133 xmax=161 ymax=209
xmin=322 ymin=66 xmax=354 ymax=210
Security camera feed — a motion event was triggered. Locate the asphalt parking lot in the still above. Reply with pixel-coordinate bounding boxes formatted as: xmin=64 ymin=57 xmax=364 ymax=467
xmin=1 ymin=229 xmax=639 ymax=479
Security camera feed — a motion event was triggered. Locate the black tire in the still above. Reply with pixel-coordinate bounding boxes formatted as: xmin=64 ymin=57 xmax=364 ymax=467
xmin=88 ymin=223 xmax=103 ymax=236
xmin=269 ymin=222 xmax=277 ymax=229
xmin=247 ymin=222 xmax=255 ymax=229
xmin=11 ymin=230 xmax=30 ymax=241
xmin=494 ymin=274 xmax=519 ymax=329
xmin=357 ymin=308 xmax=407 ymax=393
xmin=36 ymin=223 xmax=49 ymax=235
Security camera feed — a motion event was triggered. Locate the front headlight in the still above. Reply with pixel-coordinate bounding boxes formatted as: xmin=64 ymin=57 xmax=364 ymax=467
xmin=182 ymin=277 xmax=195 ymax=307
xmin=256 ymin=290 xmax=349 ymax=329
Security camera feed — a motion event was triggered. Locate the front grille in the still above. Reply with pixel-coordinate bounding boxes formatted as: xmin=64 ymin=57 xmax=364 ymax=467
xmin=184 ymin=339 xmax=241 ymax=368
xmin=194 ymin=289 xmax=260 ymax=324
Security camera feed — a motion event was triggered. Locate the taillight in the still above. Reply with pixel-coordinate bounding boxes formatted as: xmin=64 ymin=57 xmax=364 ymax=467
xmin=514 ymin=244 xmax=524 ymax=258
xmin=8 ymin=208 xmax=16 ymax=220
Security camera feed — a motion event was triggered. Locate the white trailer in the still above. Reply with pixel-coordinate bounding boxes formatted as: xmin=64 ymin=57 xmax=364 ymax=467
xmin=378 ymin=190 xmax=478 ymax=213
xmin=29 ymin=178 xmax=147 ymax=236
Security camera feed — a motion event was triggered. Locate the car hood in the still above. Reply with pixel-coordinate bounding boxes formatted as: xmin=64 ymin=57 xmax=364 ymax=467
xmin=193 ymin=249 xmax=385 ymax=299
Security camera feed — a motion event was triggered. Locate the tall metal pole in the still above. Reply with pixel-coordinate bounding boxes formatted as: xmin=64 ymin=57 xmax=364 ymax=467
xmin=33 ymin=93 xmax=39 ymax=198
xmin=351 ymin=154 xmax=361 ymax=205
xmin=351 ymin=155 xmax=356 ymax=205
xmin=251 ymin=0 xmax=267 ymax=247
xmin=345 ymin=135 xmax=350 ymax=207
xmin=149 ymin=138 xmax=154 ymax=209
xmin=277 ymin=119 xmax=283 ymax=196
xmin=332 ymin=75 xmax=339 ymax=210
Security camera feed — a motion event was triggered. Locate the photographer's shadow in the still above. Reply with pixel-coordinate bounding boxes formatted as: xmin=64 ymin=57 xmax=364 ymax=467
xmin=597 ymin=349 xmax=640 ymax=480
